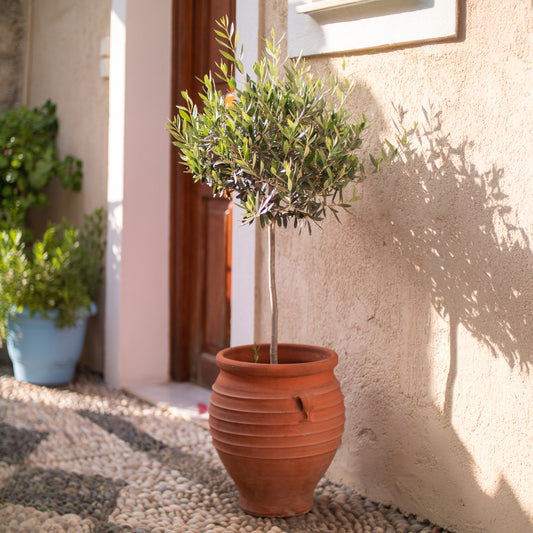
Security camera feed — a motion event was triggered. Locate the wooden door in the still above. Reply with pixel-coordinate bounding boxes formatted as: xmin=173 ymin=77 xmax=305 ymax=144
xmin=170 ymin=0 xmax=235 ymax=388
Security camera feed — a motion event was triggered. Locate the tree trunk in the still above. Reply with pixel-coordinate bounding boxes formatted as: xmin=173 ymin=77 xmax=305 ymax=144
xmin=268 ymin=224 xmax=278 ymax=364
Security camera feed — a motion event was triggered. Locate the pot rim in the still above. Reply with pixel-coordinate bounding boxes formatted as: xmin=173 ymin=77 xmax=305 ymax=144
xmin=216 ymin=343 xmax=338 ymax=377
xmin=11 ymin=302 xmax=98 ymax=320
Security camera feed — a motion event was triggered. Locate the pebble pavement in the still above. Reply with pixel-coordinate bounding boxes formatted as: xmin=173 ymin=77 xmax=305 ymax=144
xmin=0 ymin=363 xmax=450 ymax=533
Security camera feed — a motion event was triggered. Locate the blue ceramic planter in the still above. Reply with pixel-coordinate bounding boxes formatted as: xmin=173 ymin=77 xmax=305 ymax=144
xmin=6 ymin=303 xmax=97 ymax=386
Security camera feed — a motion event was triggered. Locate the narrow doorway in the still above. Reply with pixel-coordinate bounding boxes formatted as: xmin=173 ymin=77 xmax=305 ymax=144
xmin=169 ymin=0 xmax=235 ymax=388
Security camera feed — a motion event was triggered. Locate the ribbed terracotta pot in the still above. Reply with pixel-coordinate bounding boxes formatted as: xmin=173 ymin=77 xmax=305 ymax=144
xmin=209 ymin=343 xmax=345 ymax=517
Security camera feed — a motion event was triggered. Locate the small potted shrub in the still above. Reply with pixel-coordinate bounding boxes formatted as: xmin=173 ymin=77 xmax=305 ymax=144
xmin=168 ymin=18 xmax=404 ymax=516
xmin=0 ymin=208 xmax=105 ymax=385
xmin=0 ymin=99 xmax=82 ymax=232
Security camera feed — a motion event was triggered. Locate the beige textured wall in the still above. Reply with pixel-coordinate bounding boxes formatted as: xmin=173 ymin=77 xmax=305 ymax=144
xmin=25 ymin=0 xmax=111 ymax=371
xmin=258 ymin=1 xmax=533 ymax=532
xmin=0 ymin=0 xmax=25 ymax=108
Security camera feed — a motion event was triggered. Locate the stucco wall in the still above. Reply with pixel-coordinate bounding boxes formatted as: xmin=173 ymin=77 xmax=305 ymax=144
xmin=0 ymin=0 xmax=25 ymax=108
xmin=25 ymin=0 xmax=111 ymax=371
xmin=258 ymin=1 xmax=533 ymax=532
xmin=104 ymin=0 xmax=172 ymax=388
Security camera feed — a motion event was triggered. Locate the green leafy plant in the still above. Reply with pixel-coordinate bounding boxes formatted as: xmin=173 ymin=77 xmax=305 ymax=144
xmin=0 ymin=100 xmax=83 ymax=230
xmin=0 ymin=208 xmax=105 ymax=341
xmin=250 ymin=343 xmax=260 ymax=363
xmin=168 ymin=17 xmax=404 ymax=363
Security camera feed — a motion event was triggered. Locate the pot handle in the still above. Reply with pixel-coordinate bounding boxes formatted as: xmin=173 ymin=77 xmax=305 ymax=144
xmin=295 ymin=394 xmax=318 ymax=422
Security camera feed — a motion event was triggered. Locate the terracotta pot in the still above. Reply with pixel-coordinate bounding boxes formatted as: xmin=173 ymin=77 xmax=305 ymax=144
xmin=209 ymin=343 xmax=345 ymax=517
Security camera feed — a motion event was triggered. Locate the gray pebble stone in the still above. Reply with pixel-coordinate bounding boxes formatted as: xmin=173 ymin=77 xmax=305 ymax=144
xmin=0 ymin=365 xmax=450 ymax=533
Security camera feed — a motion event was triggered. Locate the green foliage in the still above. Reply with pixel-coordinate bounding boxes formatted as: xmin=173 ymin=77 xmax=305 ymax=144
xmin=168 ymin=17 xmax=399 ymax=232
xmin=0 ymin=208 xmax=105 ymax=340
xmin=250 ymin=343 xmax=260 ymax=363
xmin=0 ymin=100 xmax=83 ymax=230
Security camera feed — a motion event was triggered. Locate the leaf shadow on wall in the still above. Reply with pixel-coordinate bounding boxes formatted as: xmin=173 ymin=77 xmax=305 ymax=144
xmin=350 ymin=105 xmax=533 ymax=532
xmin=384 ymin=105 xmax=532 ymax=389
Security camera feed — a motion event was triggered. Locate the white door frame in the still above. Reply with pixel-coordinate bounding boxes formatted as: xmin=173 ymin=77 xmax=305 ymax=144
xmin=105 ymin=0 xmax=259 ymax=388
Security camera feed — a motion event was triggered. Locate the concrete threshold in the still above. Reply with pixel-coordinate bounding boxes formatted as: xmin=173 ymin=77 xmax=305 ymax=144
xmin=126 ymin=381 xmax=211 ymax=427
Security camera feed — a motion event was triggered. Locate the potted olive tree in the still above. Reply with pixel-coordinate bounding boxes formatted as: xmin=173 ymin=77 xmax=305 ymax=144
xmin=0 ymin=208 xmax=105 ymax=385
xmin=168 ymin=17 xmax=403 ymax=517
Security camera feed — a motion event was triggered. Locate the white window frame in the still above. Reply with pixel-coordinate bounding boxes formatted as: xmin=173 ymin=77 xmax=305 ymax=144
xmin=288 ymin=0 xmax=459 ymax=57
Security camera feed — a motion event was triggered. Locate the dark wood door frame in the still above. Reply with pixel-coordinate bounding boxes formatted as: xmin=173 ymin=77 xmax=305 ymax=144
xmin=170 ymin=0 xmax=193 ymax=383
xmin=169 ymin=0 xmax=235 ymax=385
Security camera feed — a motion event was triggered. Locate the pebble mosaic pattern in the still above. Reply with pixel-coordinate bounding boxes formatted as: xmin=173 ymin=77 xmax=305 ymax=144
xmin=0 ymin=425 xmax=48 ymax=465
xmin=0 ymin=364 xmax=450 ymax=533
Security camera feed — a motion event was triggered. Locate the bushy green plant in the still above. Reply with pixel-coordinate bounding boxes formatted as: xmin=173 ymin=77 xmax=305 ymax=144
xmin=0 ymin=208 xmax=105 ymax=340
xmin=168 ymin=17 xmax=404 ymax=362
xmin=0 ymin=100 xmax=82 ymax=230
